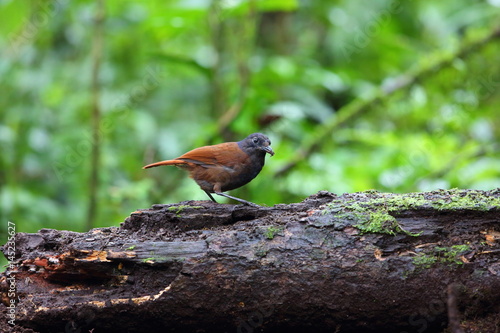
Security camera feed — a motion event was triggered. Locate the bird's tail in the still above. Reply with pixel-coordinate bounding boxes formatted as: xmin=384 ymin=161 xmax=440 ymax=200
xmin=142 ymin=159 xmax=185 ymax=169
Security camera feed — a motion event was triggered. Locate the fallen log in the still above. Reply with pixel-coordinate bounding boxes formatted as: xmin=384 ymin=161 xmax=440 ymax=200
xmin=1 ymin=189 xmax=499 ymax=333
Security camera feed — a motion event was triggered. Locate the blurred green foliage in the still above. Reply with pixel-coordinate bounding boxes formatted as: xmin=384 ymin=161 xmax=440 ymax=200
xmin=1 ymin=0 xmax=499 ymax=249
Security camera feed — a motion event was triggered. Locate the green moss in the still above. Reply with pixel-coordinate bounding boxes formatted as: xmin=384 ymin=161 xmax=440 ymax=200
xmin=412 ymin=254 xmax=438 ymax=269
xmin=435 ymin=244 xmax=471 ymax=264
xmin=167 ymin=204 xmax=204 ymax=217
xmin=125 ymin=245 xmax=136 ymax=251
xmin=431 ymin=191 xmax=500 ymax=211
xmin=141 ymin=255 xmax=186 ymax=263
xmin=412 ymin=244 xmax=470 ymax=270
xmin=264 ymin=226 xmax=283 ymax=240
xmin=322 ymin=189 xmax=499 ymax=235
xmin=254 ymin=248 xmax=268 ymax=257
xmin=324 ymin=195 xmax=422 ymax=235
xmin=360 ymin=211 xmax=400 ymax=235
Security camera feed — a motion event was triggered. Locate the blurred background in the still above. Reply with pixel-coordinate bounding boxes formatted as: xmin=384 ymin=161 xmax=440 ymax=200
xmin=1 ymin=0 xmax=499 ymax=245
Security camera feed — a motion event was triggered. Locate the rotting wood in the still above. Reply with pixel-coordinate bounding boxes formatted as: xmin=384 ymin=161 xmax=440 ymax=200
xmin=1 ymin=189 xmax=499 ymax=333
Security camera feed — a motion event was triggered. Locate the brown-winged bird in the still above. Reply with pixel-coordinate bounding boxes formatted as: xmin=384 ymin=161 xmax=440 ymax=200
xmin=143 ymin=133 xmax=274 ymax=207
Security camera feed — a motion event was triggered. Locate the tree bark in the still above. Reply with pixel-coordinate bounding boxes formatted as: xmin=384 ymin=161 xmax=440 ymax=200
xmin=1 ymin=189 xmax=499 ymax=333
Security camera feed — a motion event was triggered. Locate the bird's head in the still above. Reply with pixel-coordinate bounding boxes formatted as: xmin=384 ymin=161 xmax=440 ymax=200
xmin=240 ymin=133 xmax=274 ymax=156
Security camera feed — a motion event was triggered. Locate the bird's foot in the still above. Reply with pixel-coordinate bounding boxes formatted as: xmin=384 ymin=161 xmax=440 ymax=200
xmin=215 ymin=192 xmax=261 ymax=208
xmin=239 ymin=200 xmax=261 ymax=208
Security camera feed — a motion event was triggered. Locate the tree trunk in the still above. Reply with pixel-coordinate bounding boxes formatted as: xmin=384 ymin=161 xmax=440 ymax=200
xmin=1 ymin=189 xmax=499 ymax=333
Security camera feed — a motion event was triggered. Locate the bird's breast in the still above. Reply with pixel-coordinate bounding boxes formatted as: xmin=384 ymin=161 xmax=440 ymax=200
xmin=218 ymin=154 xmax=265 ymax=191
xmin=188 ymin=151 xmax=266 ymax=192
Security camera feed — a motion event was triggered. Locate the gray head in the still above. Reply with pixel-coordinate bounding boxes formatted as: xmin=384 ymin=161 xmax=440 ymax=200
xmin=238 ymin=133 xmax=274 ymax=156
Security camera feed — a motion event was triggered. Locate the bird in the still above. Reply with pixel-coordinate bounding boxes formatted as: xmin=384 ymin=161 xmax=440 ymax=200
xmin=143 ymin=133 xmax=274 ymax=207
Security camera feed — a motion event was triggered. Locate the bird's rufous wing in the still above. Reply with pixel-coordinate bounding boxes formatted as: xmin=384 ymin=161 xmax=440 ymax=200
xmin=177 ymin=142 xmax=248 ymax=169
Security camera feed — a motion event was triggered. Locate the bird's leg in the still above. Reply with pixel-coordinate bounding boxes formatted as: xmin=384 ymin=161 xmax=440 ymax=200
xmin=204 ymin=191 xmax=217 ymax=203
xmin=215 ymin=192 xmax=261 ymax=208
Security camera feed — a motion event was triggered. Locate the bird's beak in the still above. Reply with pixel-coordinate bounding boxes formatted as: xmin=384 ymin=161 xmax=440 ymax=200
xmin=262 ymin=146 xmax=275 ymax=156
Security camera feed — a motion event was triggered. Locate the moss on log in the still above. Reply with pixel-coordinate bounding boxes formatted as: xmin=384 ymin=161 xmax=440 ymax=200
xmin=1 ymin=189 xmax=499 ymax=333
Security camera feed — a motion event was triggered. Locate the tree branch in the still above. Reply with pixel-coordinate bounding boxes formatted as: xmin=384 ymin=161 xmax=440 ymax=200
xmin=86 ymin=0 xmax=105 ymax=230
xmin=2 ymin=189 xmax=499 ymax=332
xmin=275 ymin=24 xmax=500 ymax=178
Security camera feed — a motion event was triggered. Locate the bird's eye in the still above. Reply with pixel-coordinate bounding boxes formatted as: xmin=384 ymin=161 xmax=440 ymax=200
xmin=252 ymin=137 xmax=259 ymax=144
